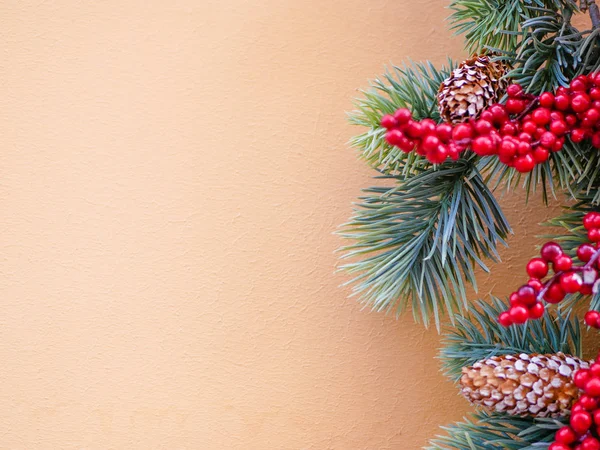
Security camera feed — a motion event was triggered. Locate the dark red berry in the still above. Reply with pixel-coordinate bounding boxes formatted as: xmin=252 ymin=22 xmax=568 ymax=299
xmin=554 ymin=255 xmax=573 ymax=272
xmin=514 ymin=154 xmax=535 ymax=172
xmin=555 ymin=426 xmax=577 ymax=444
xmin=541 ymin=242 xmax=563 ymax=262
xmin=509 ymin=305 xmax=529 ymax=324
xmin=572 ymin=93 xmax=592 ymax=113
xmin=528 ymin=301 xmax=545 ymax=319
xmin=578 ymin=244 xmax=597 ymax=262
xmin=507 ymin=84 xmax=523 ymax=98
xmin=544 ymin=283 xmax=566 ymax=304
xmin=527 ymin=258 xmax=549 ymax=278
xmin=539 ymin=92 xmax=555 ymax=108
xmin=472 ymin=136 xmax=496 ymax=156
xmin=560 ymin=272 xmax=582 ymax=293
xmin=498 ymin=311 xmax=513 ymax=327
xmin=394 ymin=108 xmax=412 ymax=124
xmin=585 ymin=311 xmax=600 ymax=328
xmin=452 ymin=123 xmax=473 ymax=141
xmin=532 ymin=107 xmax=551 ymax=125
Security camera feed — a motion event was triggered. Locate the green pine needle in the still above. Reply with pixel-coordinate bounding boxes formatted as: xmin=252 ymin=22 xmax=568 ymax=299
xmin=426 ymin=410 xmax=565 ymax=449
xmin=439 ymin=297 xmax=582 ymax=382
xmin=348 ymin=59 xmax=455 ymax=176
xmin=338 ymin=159 xmax=511 ymax=330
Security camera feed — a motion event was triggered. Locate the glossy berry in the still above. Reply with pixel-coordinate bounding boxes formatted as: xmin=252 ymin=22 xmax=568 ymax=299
xmin=555 ymin=426 xmax=577 ymax=444
xmin=560 ymin=272 xmax=582 ymax=293
xmin=585 ymin=311 xmax=600 ymax=328
xmin=517 ymin=285 xmax=537 ymax=306
xmin=575 ymin=369 xmax=592 ymax=389
xmin=582 ymin=437 xmax=600 ymax=450
xmin=498 ymin=311 xmax=513 ymax=327
xmin=544 ymin=283 xmax=565 ymax=304
xmin=554 ymin=255 xmax=573 ymax=271
xmin=586 ymin=378 xmax=600 ymax=397
xmin=509 ymin=305 xmax=529 ymax=324
xmin=578 ymin=244 xmax=597 ymax=262
xmin=527 ymin=258 xmax=549 ymax=279
xmin=541 ymin=242 xmax=563 ymax=263
xmin=570 ymin=410 xmax=593 ymax=434
xmin=528 ymin=301 xmax=545 ymax=319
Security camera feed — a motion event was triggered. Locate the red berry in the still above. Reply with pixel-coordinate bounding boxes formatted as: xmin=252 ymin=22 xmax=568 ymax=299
xmin=555 ymin=425 xmax=577 ymax=444
xmin=506 ymin=99 xmax=526 ymax=114
xmin=406 ymin=121 xmax=424 ymax=138
xmin=436 ymin=124 xmax=453 ymax=142
xmin=509 ymin=305 xmax=529 ymax=324
xmin=544 ymin=283 xmax=566 ymax=304
xmin=540 ymin=131 xmax=557 ymax=148
xmin=572 ymin=128 xmax=587 ymax=143
xmin=532 ymin=107 xmax=552 ymax=125
xmin=584 ymin=212 xmax=600 ymax=230
xmin=381 ymin=115 xmax=398 ymax=129
xmin=514 ymin=154 xmax=535 ymax=172
xmin=553 ymin=136 xmax=565 ymax=152
xmin=475 ymin=119 xmax=494 ymax=135
xmin=394 ymin=108 xmax=412 ymax=125
xmin=498 ymin=139 xmax=517 ymax=162
xmin=528 ymin=278 xmax=543 ymax=291
xmin=533 ymin=147 xmax=549 ymax=163
xmin=593 ymin=132 xmax=600 ymax=149
xmin=575 ymin=369 xmax=592 ymax=389
xmin=587 ymin=378 xmax=600 ymax=397
xmin=539 ymin=92 xmax=555 ymax=108
xmin=386 ymin=130 xmax=405 ymax=146
xmin=421 ymin=135 xmax=441 ymax=152
xmin=549 ymin=443 xmax=570 ymax=450
xmin=541 ymin=242 xmax=563 ymax=262
xmin=572 ymin=93 xmax=592 ymax=113
xmin=571 ymin=76 xmax=589 ymax=91
xmin=554 ymin=255 xmax=573 ymax=271
xmin=571 ymin=410 xmax=593 ymax=434
xmin=591 ymin=87 xmax=600 ymax=100
xmin=528 ymin=301 xmax=545 ymax=319
xmin=580 ymin=394 xmax=599 ymax=410
xmin=582 ymin=437 xmax=600 ymax=450
xmin=591 ymin=363 xmax=600 ymax=377
xmin=489 ymin=104 xmax=508 ymax=124
xmin=586 ymin=108 xmax=600 ymax=126
xmin=586 ymin=311 xmax=600 ymax=328
xmin=500 ymin=122 xmax=517 ymax=136
xmin=420 ymin=119 xmax=436 ymax=134
xmin=428 ymin=145 xmax=448 ymax=164
xmin=560 ymin=272 xmax=583 ymax=293
xmin=522 ymin=120 xmax=537 ymax=135
xmin=472 ymin=136 xmax=496 ymax=156
xmin=527 ymin=258 xmax=549 ymax=279
xmin=550 ymin=120 xmax=567 ymax=136
xmin=589 ymin=228 xmax=600 ymax=243
xmin=517 ymin=140 xmax=532 ymax=155
xmin=517 ymin=285 xmax=537 ymax=306
xmin=452 ymin=123 xmax=473 ymax=142
xmin=555 ymin=95 xmax=571 ymax=111
xmin=507 ymin=84 xmax=523 ymax=98
xmin=498 ymin=311 xmax=513 ymax=327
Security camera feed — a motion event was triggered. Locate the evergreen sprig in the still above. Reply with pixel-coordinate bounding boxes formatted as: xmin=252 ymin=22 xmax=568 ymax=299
xmin=338 ymin=159 xmax=511 ymax=329
xmin=348 ymin=60 xmax=455 ymax=176
xmin=439 ymin=297 xmax=582 ymax=381
xmin=426 ymin=410 xmax=564 ymax=449
xmin=448 ymin=0 xmax=576 ymax=54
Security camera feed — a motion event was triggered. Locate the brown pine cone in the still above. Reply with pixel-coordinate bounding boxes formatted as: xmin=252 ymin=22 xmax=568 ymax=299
xmin=438 ymin=55 xmax=511 ymax=123
xmin=460 ymin=353 xmax=590 ymax=418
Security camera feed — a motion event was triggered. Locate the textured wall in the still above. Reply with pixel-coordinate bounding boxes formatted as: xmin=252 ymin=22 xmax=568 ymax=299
xmin=0 ymin=1 xmax=591 ymax=449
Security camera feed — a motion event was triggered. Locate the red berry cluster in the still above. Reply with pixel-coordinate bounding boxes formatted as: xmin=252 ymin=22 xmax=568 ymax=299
xmin=381 ymin=73 xmax=600 ymax=171
xmin=498 ymin=212 xmax=600 ymax=328
xmin=550 ymin=359 xmax=600 ymax=450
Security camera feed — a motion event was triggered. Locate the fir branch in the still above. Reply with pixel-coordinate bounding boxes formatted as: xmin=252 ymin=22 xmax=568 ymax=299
xmin=426 ymin=410 xmax=565 ymax=449
xmin=439 ymin=297 xmax=582 ymax=382
xmin=348 ymin=59 xmax=455 ymax=176
xmin=338 ymin=159 xmax=511 ymax=330
xmin=448 ymin=0 xmax=576 ymax=54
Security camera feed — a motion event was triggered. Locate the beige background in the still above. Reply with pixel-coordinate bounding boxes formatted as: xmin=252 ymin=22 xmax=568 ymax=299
xmin=0 ymin=1 xmax=592 ymax=449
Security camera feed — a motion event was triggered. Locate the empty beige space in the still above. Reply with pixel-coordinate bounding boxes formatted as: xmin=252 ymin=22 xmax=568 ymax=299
xmin=0 ymin=1 xmax=591 ymax=449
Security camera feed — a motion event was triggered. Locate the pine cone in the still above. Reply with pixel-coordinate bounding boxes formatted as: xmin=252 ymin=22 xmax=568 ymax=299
xmin=438 ymin=55 xmax=511 ymax=123
xmin=460 ymin=353 xmax=590 ymax=418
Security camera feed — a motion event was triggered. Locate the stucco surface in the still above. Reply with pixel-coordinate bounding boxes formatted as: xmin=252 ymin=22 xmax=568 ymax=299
xmin=0 ymin=1 xmax=593 ymax=449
